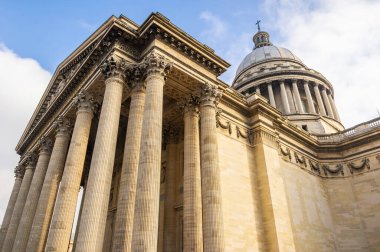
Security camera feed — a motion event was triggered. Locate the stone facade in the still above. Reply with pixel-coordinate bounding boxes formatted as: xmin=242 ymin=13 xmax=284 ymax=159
xmin=1 ymin=12 xmax=380 ymax=252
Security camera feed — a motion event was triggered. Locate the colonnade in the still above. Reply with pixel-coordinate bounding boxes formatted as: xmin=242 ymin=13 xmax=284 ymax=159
xmin=0 ymin=51 xmax=225 ymax=252
xmin=255 ymin=79 xmax=340 ymax=121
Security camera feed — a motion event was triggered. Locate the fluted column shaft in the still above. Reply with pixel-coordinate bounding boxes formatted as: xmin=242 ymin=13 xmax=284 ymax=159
xmin=163 ymin=127 xmax=178 ymax=252
xmin=285 ymin=83 xmax=296 ymax=113
xmin=313 ymin=84 xmax=326 ymax=116
xmin=2 ymin=158 xmax=36 ymax=252
xmin=279 ymin=80 xmax=290 ymax=114
xmin=321 ymin=88 xmax=335 ymax=118
xmin=292 ymin=79 xmax=304 ymax=113
xmin=112 ymin=81 xmax=146 ymax=252
xmin=267 ymin=82 xmax=276 ymax=108
xmin=132 ymin=52 xmax=172 ymax=251
xmin=183 ymin=103 xmax=203 ymax=252
xmin=27 ymin=117 xmax=72 ymax=252
xmin=76 ymin=58 xmax=125 ymax=252
xmin=199 ymin=83 xmax=224 ymax=252
xmin=328 ymin=93 xmax=341 ymax=121
xmin=13 ymin=138 xmax=52 ymax=252
xmin=0 ymin=167 xmax=23 ymax=248
xmin=45 ymin=91 xmax=96 ymax=252
xmin=303 ymin=81 xmax=316 ymax=114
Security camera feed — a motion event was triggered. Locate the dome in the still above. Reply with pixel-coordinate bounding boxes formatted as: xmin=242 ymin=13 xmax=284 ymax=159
xmin=235 ymin=45 xmax=302 ymax=77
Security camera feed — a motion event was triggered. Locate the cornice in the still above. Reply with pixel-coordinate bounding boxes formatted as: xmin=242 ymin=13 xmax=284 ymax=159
xmin=138 ymin=12 xmax=230 ymax=76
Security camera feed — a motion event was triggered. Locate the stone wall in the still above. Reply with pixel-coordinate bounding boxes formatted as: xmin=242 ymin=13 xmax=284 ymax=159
xmin=218 ymin=133 xmax=263 ymax=251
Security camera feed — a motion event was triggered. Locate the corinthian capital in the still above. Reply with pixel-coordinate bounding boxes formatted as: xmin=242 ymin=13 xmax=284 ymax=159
xmin=163 ymin=124 xmax=180 ymax=144
xmin=101 ymin=56 xmax=128 ymax=80
xmin=14 ymin=165 xmax=25 ymax=179
xmin=126 ymin=63 xmax=148 ymax=92
xmin=178 ymin=94 xmax=200 ymax=115
xmin=143 ymin=52 xmax=173 ymax=78
xmin=73 ymin=90 xmax=99 ymax=115
xmin=54 ymin=116 xmax=73 ymax=137
xmin=25 ymin=152 xmax=37 ymax=168
xmin=39 ymin=136 xmax=53 ymax=154
xmin=197 ymin=82 xmax=222 ymax=107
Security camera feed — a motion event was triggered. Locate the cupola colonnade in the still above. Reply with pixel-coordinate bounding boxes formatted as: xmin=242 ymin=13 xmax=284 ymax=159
xmin=243 ymin=78 xmax=340 ymax=121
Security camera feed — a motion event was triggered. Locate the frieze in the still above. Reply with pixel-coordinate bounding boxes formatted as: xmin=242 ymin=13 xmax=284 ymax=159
xmin=280 ymin=146 xmax=292 ymax=161
xmin=236 ymin=126 xmax=253 ymax=144
xmin=347 ymin=158 xmax=370 ymax=174
xmin=216 ymin=109 xmax=232 ymax=135
xmin=322 ymin=164 xmax=344 ymax=176
xmin=294 ymin=152 xmax=307 ymax=167
xmin=309 ymin=160 xmax=321 ymax=174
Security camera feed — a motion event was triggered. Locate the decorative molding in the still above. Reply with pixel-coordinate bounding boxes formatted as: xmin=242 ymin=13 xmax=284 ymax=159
xmin=236 ymin=126 xmax=252 ymax=144
xmin=145 ymin=24 xmax=225 ymax=75
xmin=322 ymin=164 xmax=344 ymax=176
xmin=294 ymin=152 xmax=307 ymax=167
xmin=216 ymin=109 xmax=231 ymax=135
xmin=347 ymin=158 xmax=370 ymax=174
xmin=280 ymin=145 xmax=292 ymax=161
xmin=309 ymin=160 xmax=320 ymax=174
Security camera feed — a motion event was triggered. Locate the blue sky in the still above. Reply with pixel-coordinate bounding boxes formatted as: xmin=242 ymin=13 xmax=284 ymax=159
xmin=1 ymin=0 xmax=380 ymax=220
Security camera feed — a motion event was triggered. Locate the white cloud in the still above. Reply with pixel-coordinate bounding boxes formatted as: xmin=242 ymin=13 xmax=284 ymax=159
xmin=200 ymin=11 xmax=228 ymax=40
xmin=0 ymin=44 xmax=51 ymax=220
xmin=261 ymin=0 xmax=380 ymax=127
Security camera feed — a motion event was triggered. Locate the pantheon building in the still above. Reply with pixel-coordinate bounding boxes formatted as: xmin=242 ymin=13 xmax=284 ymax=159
xmin=0 ymin=12 xmax=379 ymax=252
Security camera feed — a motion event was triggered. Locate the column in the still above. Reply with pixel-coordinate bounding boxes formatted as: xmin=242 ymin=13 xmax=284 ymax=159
xmin=285 ymin=83 xmax=296 ymax=113
xmin=12 ymin=137 xmax=53 ymax=252
xmin=0 ymin=166 xmax=24 ymax=248
xmin=321 ymin=87 xmax=335 ymax=118
xmin=267 ymin=82 xmax=276 ymax=108
xmin=75 ymin=56 xmax=126 ymax=252
xmin=292 ymin=79 xmax=304 ymax=113
xmin=45 ymin=90 xmax=97 ymax=252
xmin=313 ymin=83 xmax=327 ymax=116
xmin=328 ymin=92 xmax=341 ymax=121
xmin=27 ymin=116 xmax=72 ymax=252
xmin=303 ymin=80 xmax=316 ymax=114
xmin=279 ymin=80 xmax=290 ymax=114
xmin=131 ymin=52 xmax=172 ymax=251
xmin=112 ymin=64 xmax=147 ymax=252
xmin=255 ymin=85 xmax=261 ymax=95
xmin=163 ymin=126 xmax=178 ymax=252
xmin=2 ymin=154 xmax=36 ymax=252
xmin=182 ymin=96 xmax=203 ymax=252
xmin=199 ymin=83 xmax=225 ymax=252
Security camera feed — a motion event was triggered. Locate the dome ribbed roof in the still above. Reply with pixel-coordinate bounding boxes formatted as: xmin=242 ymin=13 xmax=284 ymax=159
xmin=236 ymin=45 xmax=302 ymax=77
